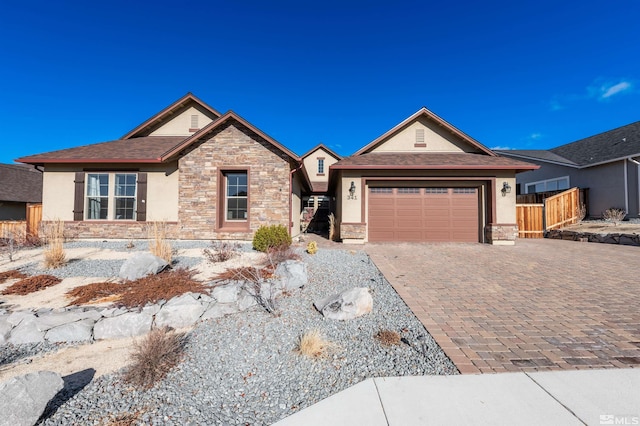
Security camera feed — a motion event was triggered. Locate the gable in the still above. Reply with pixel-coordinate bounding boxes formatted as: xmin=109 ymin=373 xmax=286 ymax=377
xmin=354 ymin=108 xmax=495 ymax=156
xmin=369 ymin=116 xmax=482 ymax=154
xmin=302 ymin=146 xmax=340 ymax=182
xmin=149 ymin=104 xmax=216 ymax=136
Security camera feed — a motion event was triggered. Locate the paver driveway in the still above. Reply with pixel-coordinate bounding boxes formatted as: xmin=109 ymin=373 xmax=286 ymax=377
xmin=365 ymin=239 xmax=640 ymax=374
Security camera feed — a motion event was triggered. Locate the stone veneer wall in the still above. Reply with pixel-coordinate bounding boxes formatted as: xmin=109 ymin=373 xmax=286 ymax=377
xmin=340 ymin=223 xmax=366 ymax=240
xmin=60 ymin=221 xmax=180 ymax=240
xmin=178 ymin=120 xmax=291 ymax=240
xmin=485 ymin=224 xmax=518 ymax=244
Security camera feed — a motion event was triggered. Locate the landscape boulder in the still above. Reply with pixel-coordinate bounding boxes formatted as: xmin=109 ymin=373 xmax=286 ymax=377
xmin=8 ymin=316 xmax=44 ymax=344
xmin=154 ymin=293 xmax=207 ymax=328
xmin=0 ymin=371 xmax=64 ymax=426
xmin=314 ymin=287 xmax=373 ymax=320
xmin=119 ymin=252 xmax=169 ymax=281
xmin=211 ymin=282 xmax=241 ymax=303
xmin=44 ymin=319 xmax=95 ymax=343
xmin=0 ymin=318 xmax=11 ymax=345
xmin=275 ymin=260 xmax=308 ymax=290
xmin=94 ymin=311 xmax=153 ymax=340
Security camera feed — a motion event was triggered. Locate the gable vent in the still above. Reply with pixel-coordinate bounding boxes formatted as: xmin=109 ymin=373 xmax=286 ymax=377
xmin=415 ymin=128 xmax=426 ymax=147
xmin=189 ymin=114 xmax=199 ymax=131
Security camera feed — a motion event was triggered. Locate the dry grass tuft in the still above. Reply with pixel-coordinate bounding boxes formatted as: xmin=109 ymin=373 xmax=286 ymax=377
xmin=603 ymin=208 xmax=626 ymax=226
xmin=148 ymin=221 xmax=172 ymax=263
xmin=123 ymin=327 xmax=186 ymax=389
xmin=328 ymin=213 xmax=336 ymax=241
xmin=295 ymin=329 xmax=334 ymax=359
xmin=214 ymin=266 xmax=272 ymax=283
xmin=65 ymin=282 xmax=123 ymax=306
xmin=1 ymin=274 xmax=61 ymax=295
xmin=266 ymin=245 xmax=301 ymax=265
xmin=575 ymin=203 xmax=587 ymax=223
xmin=375 ymin=329 xmax=401 ymax=346
xmin=0 ymin=269 xmax=28 ymax=284
xmin=203 ymin=241 xmax=240 ymax=263
xmin=42 ymin=219 xmax=66 ymax=269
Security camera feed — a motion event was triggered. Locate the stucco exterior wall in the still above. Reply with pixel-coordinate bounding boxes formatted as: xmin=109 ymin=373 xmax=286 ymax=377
xmin=291 ymin=173 xmax=302 ymax=237
xmin=370 ymin=117 xmax=480 ymax=153
xmin=495 ymin=173 xmax=516 ymax=224
xmin=42 ymin=168 xmax=75 ymax=221
xmin=146 ymin=162 xmax=179 ymax=221
xmin=178 ymin=120 xmax=292 ymax=240
xmin=149 ymin=105 xmax=215 ymax=136
xmin=302 ymin=147 xmax=339 ymax=184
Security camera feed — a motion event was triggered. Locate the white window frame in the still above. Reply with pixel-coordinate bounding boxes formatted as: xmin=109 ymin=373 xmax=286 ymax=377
xmin=525 ymin=176 xmax=570 ymax=194
xmin=85 ymin=172 xmax=138 ymax=220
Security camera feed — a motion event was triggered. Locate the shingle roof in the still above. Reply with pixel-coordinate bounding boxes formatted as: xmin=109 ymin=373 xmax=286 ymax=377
xmin=16 ymin=136 xmax=187 ymax=164
xmin=0 ymin=163 xmax=42 ymax=203
xmin=497 ymin=121 xmax=640 ymax=167
xmin=493 ymin=150 xmax=578 ymax=166
xmin=331 ymin=153 xmax=538 ymax=172
xmin=550 ymin=121 xmax=640 ymax=166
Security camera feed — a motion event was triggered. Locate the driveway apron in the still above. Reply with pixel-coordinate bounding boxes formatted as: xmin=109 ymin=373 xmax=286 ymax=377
xmin=365 ymin=239 xmax=640 ymax=374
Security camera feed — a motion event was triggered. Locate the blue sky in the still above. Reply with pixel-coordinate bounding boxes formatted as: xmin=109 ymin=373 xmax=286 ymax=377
xmin=1 ymin=0 xmax=639 ymax=164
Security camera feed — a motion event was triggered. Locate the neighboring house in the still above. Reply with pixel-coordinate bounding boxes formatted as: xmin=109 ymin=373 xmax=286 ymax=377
xmin=17 ymin=93 xmax=308 ymax=240
xmin=329 ymin=108 xmax=538 ymax=244
xmin=16 ymin=95 xmax=537 ymax=244
xmin=496 ymin=121 xmax=640 ymax=218
xmin=0 ymin=163 xmax=42 ymax=220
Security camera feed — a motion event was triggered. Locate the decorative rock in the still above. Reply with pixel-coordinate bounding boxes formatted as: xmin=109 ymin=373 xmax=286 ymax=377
xmin=35 ymin=311 xmax=83 ymax=332
xmin=237 ymin=290 xmax=258 ymax=311
xmin=0 ymin=318 xmax=11 ymax=345
xmin=7 ymin=311 xmax=35 ymax=327
xmin=142 ymin=304 xmax=161 ymax=316
xmin=119 ymin=252 xmax=169 ymax=281
xmin=100 ymin=307 xmax=129 ymax=318
xmin=94 ymin=312 xmax=153 ymax=340
xmin=212 ymin=282 xmax=241 ymax=304
xmin=0 ymin=371 xmax=64 ymax=426
xmin=76 ymin=309 xmax=104 ymax=321
xmin=200 ymin=302 xmax=239 ymax=321
xmin=8 ymin=316 xmax=45 ymax=344
xmin=45 ymin=319 xmax=95 ymax=343
xmin=155 ymin=293 xmax=207 ymax=328
xmin=314 ymin=287 xmax=373 ymax=320
xmin=275 ymin=260 xmax=308 ymax=290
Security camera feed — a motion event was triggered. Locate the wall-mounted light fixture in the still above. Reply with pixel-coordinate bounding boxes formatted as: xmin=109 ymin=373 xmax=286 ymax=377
xmin=348 ymin=181 xmax=357 ymax=200
xmin=501 ymin=181 xmax=512 ymax=197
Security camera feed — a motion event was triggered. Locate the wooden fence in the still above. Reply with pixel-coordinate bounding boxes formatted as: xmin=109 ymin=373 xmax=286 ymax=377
xmin=0 ymin=203 xmax=43 ymax=240
xmin=515 ymin=188 xmax=579 ymax=238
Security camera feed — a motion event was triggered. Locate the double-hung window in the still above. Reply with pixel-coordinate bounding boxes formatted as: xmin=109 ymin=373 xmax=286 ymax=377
xmin=317 ymin=159 xmax=324 ymax=174
xmin=225 ymin=172 xmax=248 ymax=221
xmin=86 ymin=173 xmax=137 ymax=220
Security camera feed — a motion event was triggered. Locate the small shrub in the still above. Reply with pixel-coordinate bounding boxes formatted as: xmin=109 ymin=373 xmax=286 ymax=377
xmin=42 ymin=219 xmax=66 ymax=269
xmin=306 ymin=241 xmax=318 ymax=255
xmin=123 ymin=327 xmax=186 ymax=389
xmin=214 ymin=266 xmax=279 ymax=315
xmin=203 ymin=241 xmax=240 ymax=263
xmin=328 ymin=213 xmax=337 ymax=241
xmin=265 ymin=245 xmax=301 ymax=266
xmin=295 ymin=329 xmax=334 ymax=358
xmin=1 ymin=274 xmax=61 ymax=295
xmin=603 ymin=208 xmax=626 ymax=225
xmin=252 ymin=225 xmax=291 ymax=252
xmin=375 ymin=329 xmax=401 ymax=346
xmin=148 ymin=221 xmax=172 ymax=263
xmin=575 ymin=203 xmax=587 ymax=223
xmin=0 ymin=269 xmax=28 ymax=284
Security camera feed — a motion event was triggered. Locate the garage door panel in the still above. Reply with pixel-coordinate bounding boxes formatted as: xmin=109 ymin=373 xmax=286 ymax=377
xmin=368 ymin=186 xmax=479 ymax=243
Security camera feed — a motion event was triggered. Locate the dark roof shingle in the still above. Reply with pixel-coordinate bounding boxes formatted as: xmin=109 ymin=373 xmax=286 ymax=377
xmin=331 ymin=153 xmax=538 ymax=171
xmin=0 ymin=164 xmax=42 ymax=203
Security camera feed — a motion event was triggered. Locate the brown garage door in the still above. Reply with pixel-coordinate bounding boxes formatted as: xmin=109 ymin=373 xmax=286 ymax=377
xmin=368 ymin=187 xmax=479 ymax=242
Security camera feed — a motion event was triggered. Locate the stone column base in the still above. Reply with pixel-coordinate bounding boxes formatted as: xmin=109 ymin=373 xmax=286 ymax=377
xmin=485 ymin=223 xmax=518 ymax=245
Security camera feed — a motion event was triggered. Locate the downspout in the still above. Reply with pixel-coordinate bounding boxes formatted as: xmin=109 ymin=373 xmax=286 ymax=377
xmin=624 ymin=159 xmax=629 ymax=214
xmin=289 ymin=163 xmax=303 ymax=236
xmin=628 ymin=157 xmax=640 ymax=215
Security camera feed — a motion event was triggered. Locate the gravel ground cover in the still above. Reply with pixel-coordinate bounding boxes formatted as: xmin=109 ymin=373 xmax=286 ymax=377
xmin=36 ymin=247 xmax=457 ymax=425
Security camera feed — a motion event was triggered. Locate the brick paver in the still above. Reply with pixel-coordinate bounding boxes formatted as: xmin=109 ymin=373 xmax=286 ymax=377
xmin=365 ymin=239 xmax=640 ymax=374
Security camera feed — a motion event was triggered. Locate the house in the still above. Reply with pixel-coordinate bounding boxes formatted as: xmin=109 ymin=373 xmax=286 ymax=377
xmin=329 ymin=108 xmax=538 ymax=244
xmin=496 ymin=121 xmax=640 ymax=218
xmin=16 ymin=94 xmax=537 ymax=244
xmin=17 ymin=93 xmax=308 ymax=240
xmin=299 ymin=144 xmax=341 ymax=232
xmin=0 ymin=163 xmax=42 ymax=220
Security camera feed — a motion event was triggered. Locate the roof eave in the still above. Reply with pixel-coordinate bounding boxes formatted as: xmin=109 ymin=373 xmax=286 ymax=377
xmin=301 ymin=143 xmax=343 ymax=160
xmin=497 ymin=151 xmax=579 ymax=168
xmin=330 ymin=164 xmax=540 ymax=171
xmin=16 ymin=157 xmax=164 ymax=165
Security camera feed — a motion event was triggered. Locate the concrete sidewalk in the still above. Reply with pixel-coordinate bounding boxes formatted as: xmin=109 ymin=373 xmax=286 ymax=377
xmin=275 ymin=369 xmax=640 ymax=426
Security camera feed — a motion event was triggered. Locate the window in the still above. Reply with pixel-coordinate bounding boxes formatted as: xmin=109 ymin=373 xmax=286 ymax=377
xmin=225 ymin=172 xmax=247 ymax=220
xmin=525 ymin=177 xmax=570 ymax=194
xmin=303 ymin=196 xmax=315 ymax=209
xmin=86 ymin=173 xmax=137 ymax=220
xmin=370 ymin=187 xmax=393 ymax=194
xmin=425 ymin=188 xmax=448 ymax=194
xmin=397 ymin=187 xmax=420 ymax=194
xmin=317 ymin=158 xmax=324 ymax=174
xmin=453 ymin=188 xmax=476 ymax=194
